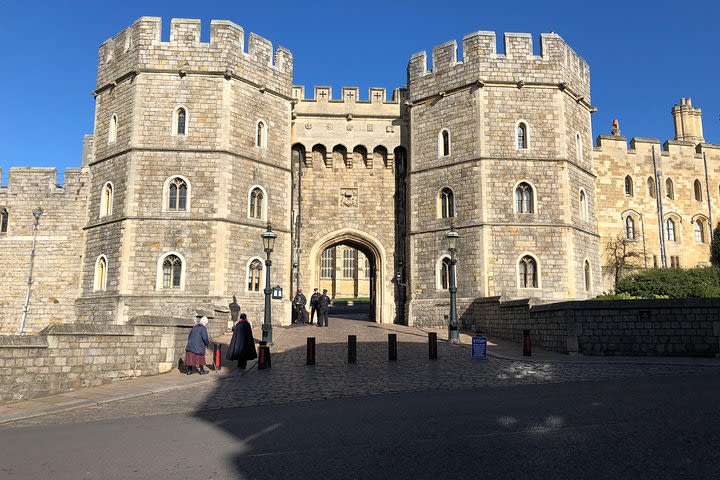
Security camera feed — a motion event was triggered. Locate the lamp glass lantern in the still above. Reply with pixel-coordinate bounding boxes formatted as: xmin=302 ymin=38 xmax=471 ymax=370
xmin=261 ymin=223 xmax=277 ymax=253
xmin=445 ymin=225 xmax=459 ymax=253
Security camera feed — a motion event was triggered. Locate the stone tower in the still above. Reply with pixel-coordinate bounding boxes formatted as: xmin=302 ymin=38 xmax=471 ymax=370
xmin=76 ymin=18 xmax=294 ymax=325
xmin=405 ymin=32 xmax=602 ymax=325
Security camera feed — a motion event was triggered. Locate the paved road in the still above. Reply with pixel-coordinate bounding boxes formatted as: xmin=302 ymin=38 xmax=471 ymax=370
xmin=2 ymin=373 xmax=720 ymax=479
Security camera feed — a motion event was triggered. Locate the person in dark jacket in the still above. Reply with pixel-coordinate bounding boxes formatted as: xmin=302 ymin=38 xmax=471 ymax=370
xmin=185 ymin=316 xmax=210 ymax=375
xmin=226 ymin=313 xmax=258 ymax=369
xmin=317 ymin=289 xmax=330 ymax=327
xmin=309 ymin=288 xmax=320 ymax=325
xmin=293 ymin=289 xmax=308 ymax=324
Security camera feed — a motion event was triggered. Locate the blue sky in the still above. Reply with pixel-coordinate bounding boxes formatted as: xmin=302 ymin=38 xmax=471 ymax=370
xmin=0 ymin=0 xmax=718 ymax=184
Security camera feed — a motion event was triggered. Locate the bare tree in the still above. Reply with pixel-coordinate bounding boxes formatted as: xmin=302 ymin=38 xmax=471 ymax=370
xmin=603 ymin=232 xmax=647 ymax=289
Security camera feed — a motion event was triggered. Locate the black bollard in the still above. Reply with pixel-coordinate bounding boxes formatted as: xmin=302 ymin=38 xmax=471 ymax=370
xmin=348 ymin=335 xmax=357 ymax=364
xmin=388 ymin=333 xmax=398 ymax=361
xmin=522 ymin=329 xmax=532 ymax=356
xmin=306 ymin=337 xmax=316 ymax=366
xmin=258 ymin=342 xmax=272 ymax=370
xmin=213 ymin=343 xmax=222 ymax=371
xmin=428 ymin=332 xmax=438 ymax=360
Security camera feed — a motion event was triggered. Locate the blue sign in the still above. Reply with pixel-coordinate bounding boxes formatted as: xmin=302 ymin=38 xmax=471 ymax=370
xmin=472 ymin=336 xmax=487 ymax=359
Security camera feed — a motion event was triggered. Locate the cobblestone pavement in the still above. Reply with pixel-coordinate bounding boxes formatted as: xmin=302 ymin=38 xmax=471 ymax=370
xmin=5 ymin=317 xmax=720 ymax=429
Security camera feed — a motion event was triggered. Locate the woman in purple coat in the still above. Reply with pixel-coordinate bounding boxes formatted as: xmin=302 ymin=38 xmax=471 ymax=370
xmin=185 ymin=316 xmax=210 ymax=375
xmin=226 ymin=313 xmax=257 ymax=369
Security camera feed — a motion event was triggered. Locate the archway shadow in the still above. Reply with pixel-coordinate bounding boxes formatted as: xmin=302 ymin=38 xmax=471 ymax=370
xmin=328 ymin=302 xmax=372 ymax=322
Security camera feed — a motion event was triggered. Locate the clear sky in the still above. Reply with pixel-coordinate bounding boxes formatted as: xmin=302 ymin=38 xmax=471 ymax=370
xmin=0 ymin=0 xmax=718 ymax=184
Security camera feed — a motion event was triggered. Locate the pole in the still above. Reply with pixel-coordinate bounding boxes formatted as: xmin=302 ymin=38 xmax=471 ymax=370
xmin=652 ymin=146 xmax=667 ymax=268
xmin=448 ymin=248 xmax=459 ymax=344
xmin=19 ymin=214 xmax=40 ymax=335
xmin=263 ymin=250 xmax=273 ymax=345
xmin=703 ymin=152 xmax=713 ymax=259
xmin=296 ymin=148 xmax=302 ymax=294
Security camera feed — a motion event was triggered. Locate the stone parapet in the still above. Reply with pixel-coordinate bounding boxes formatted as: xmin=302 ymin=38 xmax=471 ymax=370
xmin=0 ymin=317 xmax=226 ymax=405
xmin=465 ymin=296 xmax=720 ymax=357
xmin=407 ymin=31 xmax=590 ymax=103
xmin=97 ymin=17 xmax=293 ymax=97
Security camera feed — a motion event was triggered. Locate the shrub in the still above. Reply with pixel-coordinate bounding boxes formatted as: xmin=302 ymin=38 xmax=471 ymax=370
xmin=615 ymin=267 xmax=720 ymax=298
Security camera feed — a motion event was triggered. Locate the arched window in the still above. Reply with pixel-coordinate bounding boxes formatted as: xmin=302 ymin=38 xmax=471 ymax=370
xmin=0 ymin=208 xmax=8 ymax=234
xmin=575 ymin=133 xmax=582 ymax=161
xmin=694 ymin=219 xmax=706 ymax=244
xmin=94 ymin=255 xmax=108 ymax=291
xmin=439 ymin=256 xmax=451 ymax=290
xmin=647 ymin=176 xmax=656 ymax=199
xmin=167 ymin=177 xmax=188 ymax=211
xmin=624 ymin=176 xmax=634 ymax=196
xmin=694 ymin=179 xmax=703 ymax=202
xmin=176 ymin=107 xmax=187 ymax=135
xmin=100 ymin=182 xmax=113 ymax=217
xmin=108 ymin=114 xmax=118 ymax=144
xmin=162 ymin=254 xmax=182 ymax=289
xmin=584 ymin=260 xmax=591 ymax=292
xmin=364 ymin=256 xmax=370 ymax=278
xmin=666 ymin=218 xmax=676 ymax=242
xmin=516 ymin=122 xmax=528 ymax=149
xmin=343 ymin=249 xmax=356 ymax=278
xmin=579 ymin=189 xmax=588 ymax=221
xmin=439 ymin=187 xmax=455 ymax=219
xmin=248 ymin=186 xmax=266 ymax=220
xmin=247 ymin=258 xmax=263 ymax=292
xmin=625 ymin=216 xmax=636 ymax=240
xmin=665 ymin=178 xmax=674 ymax=199
xmin=515 ymin=182 xmax=534 ymax=213
xmin=321 ymin=248 xmax=334 ymax=278
xmin=256 ymin=121 xmax=267 ymax=148
xmin=519 ymin=255 xmax=538 ymax=289
xmin=439 ymin=129 xmax=450 ymax=157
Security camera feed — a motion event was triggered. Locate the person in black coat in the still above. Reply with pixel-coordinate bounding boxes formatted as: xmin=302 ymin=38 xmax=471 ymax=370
xmin=309 ymin=288 xmax=320 ymax=325
xmin=185 ymin=316 xmax=210 ymax=375
xmin=293 ymin=289 xmax=308 ymax=324
xmin=317 ymin=289 xmax=330 ymax=327
xmin=226 ymin=313 xmax=257 ymax=369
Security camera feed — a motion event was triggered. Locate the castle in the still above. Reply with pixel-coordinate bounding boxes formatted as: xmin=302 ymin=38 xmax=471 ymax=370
xmin=0 ymin=17 xmax=717 ymax=335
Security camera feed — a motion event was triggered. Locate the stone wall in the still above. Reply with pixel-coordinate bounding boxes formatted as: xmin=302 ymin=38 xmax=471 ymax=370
xmin=0 ymin=167 xmax=89 ymax=334
xmin=0 ymin=313 xmax=227 ymax=405
xmin=465 ymin=296 xmax=720 ymax=357
xmin=594 ymin=134 xmax=720 ymax=291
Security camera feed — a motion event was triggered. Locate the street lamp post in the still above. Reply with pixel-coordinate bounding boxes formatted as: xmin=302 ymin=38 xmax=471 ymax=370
xmin=445 ymin=225 xmax=460 ymax=344
xmin=19 ymin=208 xmax=43 ymax=336
xmin=261 ymin=222 xmax=277 ymax=345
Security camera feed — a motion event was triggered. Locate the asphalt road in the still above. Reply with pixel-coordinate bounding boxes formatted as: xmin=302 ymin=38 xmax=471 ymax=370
xmin=2 ymin=373 xmax=720 ymax=480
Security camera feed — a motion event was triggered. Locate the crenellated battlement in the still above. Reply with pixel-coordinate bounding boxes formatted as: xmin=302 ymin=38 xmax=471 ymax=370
xmin=97 ymin=17 xmax=293 ymax=97
xmin=292 ymin=86 xmax=402 ymax=104
xmin=593 ymin=135 xmax=720 ymax=164
xmin=0 ymin=168 xmax=87 ymax=195
xmin=407 ymin=31 xmax=590 ymax=103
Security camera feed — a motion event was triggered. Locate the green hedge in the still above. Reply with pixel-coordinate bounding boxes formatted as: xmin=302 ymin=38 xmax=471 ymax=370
xmin=615 ymin=267 xmax=720 ymax=298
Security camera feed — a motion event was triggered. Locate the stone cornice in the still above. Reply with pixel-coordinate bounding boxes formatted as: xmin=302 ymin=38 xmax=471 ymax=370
xmin=410 ymin=222 xmax=600 ymax=238
xmin=406 ymin=81 xmax=596 ymax=113
xmin=410 ymin=156 xmax=597 ymax=178
xmin=93 ymin=69 xmax=293 ymax=102
xmin=90 ymin=147 xmax=291 ymax=174
xmin=84 ymin=216 xmax=291 ymax=234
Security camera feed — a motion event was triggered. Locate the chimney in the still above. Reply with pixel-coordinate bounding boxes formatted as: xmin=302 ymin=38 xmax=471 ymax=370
xmin=672 ymin=97 xmax=704 ymax=144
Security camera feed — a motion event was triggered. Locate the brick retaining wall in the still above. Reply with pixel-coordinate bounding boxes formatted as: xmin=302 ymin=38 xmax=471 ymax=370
xmin=465 ymin=297 xmax=720 ymax=357
xmin=0 ymin=314 xmax=227 ymax=405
